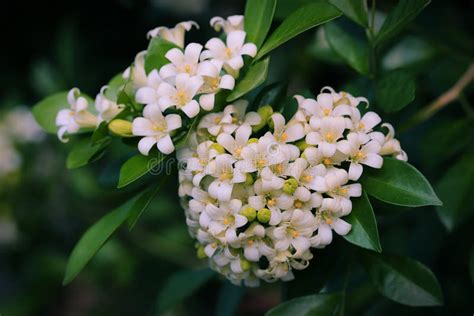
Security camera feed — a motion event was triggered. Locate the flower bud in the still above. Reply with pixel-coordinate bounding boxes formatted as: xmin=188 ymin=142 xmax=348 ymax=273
xmin=109 ymin=119 xmax=133 ymax=137
xmin=283 ymin=178 xmax=299 ymax=195
xmin=247 ymin=138 xmax=258 ymax=144
xmin=196 ymin=244 xmax=207 ymax=259
xmin=252 ymin=105 xmax=273 ymax=133
xmin=240 ymin=258 xmax=252 ymax=272
xmin=210 ymin=143 xmax=225 ymax=154
xmin=245 ymin=173 xmax=255 ymax=185
xmin=241 ymin=206 xmax=257 ymax=222
xmin=257 ymin=208 xmax=271 ymax=224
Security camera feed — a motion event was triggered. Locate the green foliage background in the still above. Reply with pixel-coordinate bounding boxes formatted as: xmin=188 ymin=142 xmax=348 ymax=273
xmin=1 ymin=0 xmax=473 ymax=315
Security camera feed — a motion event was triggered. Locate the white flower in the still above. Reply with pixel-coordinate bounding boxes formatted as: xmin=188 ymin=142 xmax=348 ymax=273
xmin=135 ymin=70 xmax=165 ymax=105
xmin=351 ymin=110 xmax=382 ymax=141
xmin=186 ymin=140 xmax=218 ymax=186
xmin=338 ymin=133 xmax=383 ymax=180
xmin=55 ymin=88 xmax=98 ymax=142
xmin=320 ymin=86 xmax=369 ymax=108
xmin=312 ymin=198 xmax=352 ymax=247
xmin=207 ymin=154 xmax=246 ymax=201
xmin=123 ymin=51 xmax=148 ymax=89
xmin=197 ymin=60 xmax=235 ymax=110
xmin=248 ymin=183 xmax=294 ymax=225
xmin=158 ymin=73 xmax=203 ymax=118
xmin=210 ymin=15 xmax=244 ymax=34
xmin=270 ymin=113 xmax=305 ymax=144
xmin=147 ymin=21 xmax=199 ymax=48
xmin=132 ymin=103 xmax=181 ymax=155
xmin=286 ymin=158 xmax=327 ymax=191
xmin=199 ymin=199 xmax=247 ymax=243
xmin=270 ymin=209 xmax=317 ymax=256
xmin=240 ymin=223 xmax=268 ymax=262
xmin=306 ymin=116 xmax=347 ymax=156
xmin=160 ymin=43 xmax=203 ymax=78
xmin=217 ymin=124 xmax=252 ymax=159
xmin=95 ymin=86 xmax=124 ymax=123
xmin=376 ymin=123 xmax=408 ymax=161
xmin=201 ymin=31 xmax=257 ymax=72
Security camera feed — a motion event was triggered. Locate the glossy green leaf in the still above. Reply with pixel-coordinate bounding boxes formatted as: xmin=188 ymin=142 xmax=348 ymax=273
xmin=360 ymin=157 xmax=442 ymax=207
xmin=66 ymin=137 xmax=111 ymax=169
xmin=324 ymin=22 xmax=369 ymax=75
xmin=145 ymin=38 xmax=179 ymax=74
xmin=155 ymin=268 xmax=214 ymax=315
xmin=375 ymin=70 xmax=415 ymax=113
xmin=374 ymin=0 xmax=431 ymax=47
xmin=226 ymin=57 xmax=270 ymax=102
xmin=435 ymin=154 xmax=474 ymax=231
xmin=266 ymin=292 xmax=342 ymax=316
xmin=328 ymin=0 xmax=369 ymax=27
xmin=256 ymin=2 xmax=342 ymax=60
xmin=343 ymin=192 xmax=382 ymax=252
xmin=63 ymin=192 xmax=150 ymax=285
xmin=309 ymin=28 xmax=344 ymax=65
xmin=360 ymin=251 xmax=443 ymax=306
xmin=251 ymin=81 xmax=288 ymax=111
xmin=32 ymin=91 xmax=93 ymax=134
xmin=117 ymin=153 xmax=165 ymax=188
xmin=244 ymin=0 xmax=277 ymax=48
xmin=214 ymin=282 xmax=245 ymax=316
xmin=127 ymin=176 xmax=168 ymax=230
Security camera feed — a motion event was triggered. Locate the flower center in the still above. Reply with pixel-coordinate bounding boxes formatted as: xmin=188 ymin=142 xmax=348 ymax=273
xmin=323 ymin=108 xmax=331 ymax=116
xmin=323 ymin=157 xmax=332 ymax=166
xmin=219 ymin=171 xmax=233 ymax=181
xmin=256 ymin=158 xmax=267 ymax=169
xmin=354 ymin=150 xmax=366 ymax=161
xmin=294 ymin=200 xmax=304 ymax=209
xmin=225 ymin=47 xmax=232 ymax=58
xmin=301 ymin=173 xmax=313 ymax=183
xmin=175 ymin=90 xmax=189 ymax=106
xmin=183 ymin=64 xmax=193 ymax=74
xmin=324 ymin=132 xmax=335 ymax=142
xmin=267 ymin=198 xmax=276 ymax=207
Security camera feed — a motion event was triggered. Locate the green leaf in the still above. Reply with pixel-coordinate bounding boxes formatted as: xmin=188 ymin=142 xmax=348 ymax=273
xmin=435 ymin=154 xmax=474 ymax=231
xmin=251 ymin=81 xmax=288 ymax=111
xmin=244 ymin=0 xmax=277 ymax=48
xmin=63 ymin=192 xmax=150 ymax=285
xmin=324 ymin=22 xmax=369 ymax=75
xmin=328 ymin=0 xmax=369 ymax=27
xmin=214 ymin=282 xmax=245 ymax=316
xmin=145 ymin=38 xmax=179 ymax=74
xmin=360 ymin=251 xmax=443 ymax=306
xmin=226 ymin=57 xmax=270 ymax=102
xmin=117 ymin=153 xmax=165 ymax=188
xmin=360 ymin=157 xmax=442 ymax=207
xmin=256 ymin=1 xmax=342 ymax=60
xmin=308 ymin=28 xmax=344 ymax=65
xmin=91 ymin=121 xmax=110 ymax=145
xmin=155 ymin=268 xmax=214 ymax=315
xmin=375 ymin=70 xmax=415 ymax=113
xmin=127 ymin=175 xmax=168 ymax=230
xmin=266 ymin=293 xmax=342 ymax=316
xmin=374 ymin=0 xmax=431 ymax=47
xmin=66 ymin=137 xmax=111 ymax=169
xmin=343 ymin=192 xmax=382 ymax=252
xmin=32 ymin=91 xmax=94 ymax=134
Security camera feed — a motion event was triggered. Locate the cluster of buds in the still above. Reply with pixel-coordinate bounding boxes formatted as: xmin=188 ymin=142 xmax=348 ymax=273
xmin=178 ymin=87 xmax=407 ymax=286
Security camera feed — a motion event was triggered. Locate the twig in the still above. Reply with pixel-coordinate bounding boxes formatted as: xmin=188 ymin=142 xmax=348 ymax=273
xmin=402 ymin=63 xmax=474 ymax=131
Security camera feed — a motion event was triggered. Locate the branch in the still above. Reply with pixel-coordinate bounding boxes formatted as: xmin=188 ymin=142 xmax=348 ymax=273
xmin=402 ymin=63 xmax=474 ymax=131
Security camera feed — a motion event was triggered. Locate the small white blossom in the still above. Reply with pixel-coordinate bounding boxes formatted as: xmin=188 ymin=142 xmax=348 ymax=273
xmin=132 ymin=103 xmax=181 ymax=155
xmin=210 ymin=15 xmax=244 ymax=34
xmin=147 ymin=21 xmax=199 ymax=48
xmin=158 ymin=73 xmax=203 ymax=118
xmin=160 ymin=43 xmax=203 ymax=78
xmin=95 ymin=86 xmax=124 ymax=123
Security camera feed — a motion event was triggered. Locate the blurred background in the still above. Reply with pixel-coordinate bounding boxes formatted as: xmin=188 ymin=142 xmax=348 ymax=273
xmin=1 ymin=0 xmax=473 ymax=315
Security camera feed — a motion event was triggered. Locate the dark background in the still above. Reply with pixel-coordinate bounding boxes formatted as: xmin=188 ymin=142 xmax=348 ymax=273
xmin=0 ymin=0 xmax=473 ymax=315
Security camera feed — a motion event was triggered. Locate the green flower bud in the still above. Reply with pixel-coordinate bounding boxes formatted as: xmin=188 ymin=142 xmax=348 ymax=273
xmin=283 ymin=178 xmax=299 ymax=195
xmin=245 ymin=173 xmax=255 ymax=185
xmin=257 ymin=208 xmax=271 ymax=224
xmin=240 ymin=258 xmax=252 ymax=272
xmin=208 ymin=134 xmax=217 ymax=142
xmin=108 ymin=119 xmax=133 ymax=137
xmin=210 ymin=143 xmax=225 ymax=154
xmin=241 ymin=206 xmax=257 ymax=222
xmin=252 ymin=105 xmax=273 ymax=133
xmin=196 ymin=244 xmax=207 ymax=259
xmin=247 ymin=138 xmax=258 ymax=144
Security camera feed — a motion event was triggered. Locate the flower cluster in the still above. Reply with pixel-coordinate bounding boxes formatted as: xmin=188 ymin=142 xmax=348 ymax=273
xmin=178 ymin=87 xmax=407 ymax=286
xmin=56 ymin=16 xmax=257 ymax=156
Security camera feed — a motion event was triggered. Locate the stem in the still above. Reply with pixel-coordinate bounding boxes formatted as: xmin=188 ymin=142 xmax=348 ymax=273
xmin=401 ymin=63 xmax=474 ymax=131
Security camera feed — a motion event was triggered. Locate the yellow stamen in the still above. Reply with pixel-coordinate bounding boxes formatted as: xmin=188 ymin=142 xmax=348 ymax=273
xmin=280 ymin=132 xmax=288 ymax=142
xmin=256 ymin=158 xmax=267 ymax=169
xmin=323 ymin=157 xmax=332 ymax=165
xmin=225 ymin=47 xmax=232 ymax=58
xmin=354 ymin=151 xmax=366 ymax=161
xmin=267 ymin=198 xmax=276 ymax=207
xmin=214 ymin=117 xmax=221 ymax=124
xmin=183 ymin=64 xmax=193 ymax=74
xmin=294 ymin=200 xmax=304 ymax=209
xmin=291 ymin=231 xmax=300 ymax=238
xmin=325 ymin=132 xmax=335 ymax=142
xmin=358 ymin=122 xmax=365 ymax=130
xmin=301 ymin=174 xmax=313 ymax=183
xmin=175 ymin=90 xmax=187 ymax=105
xmin=323 ymin=108 xmax=331 ymax=116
